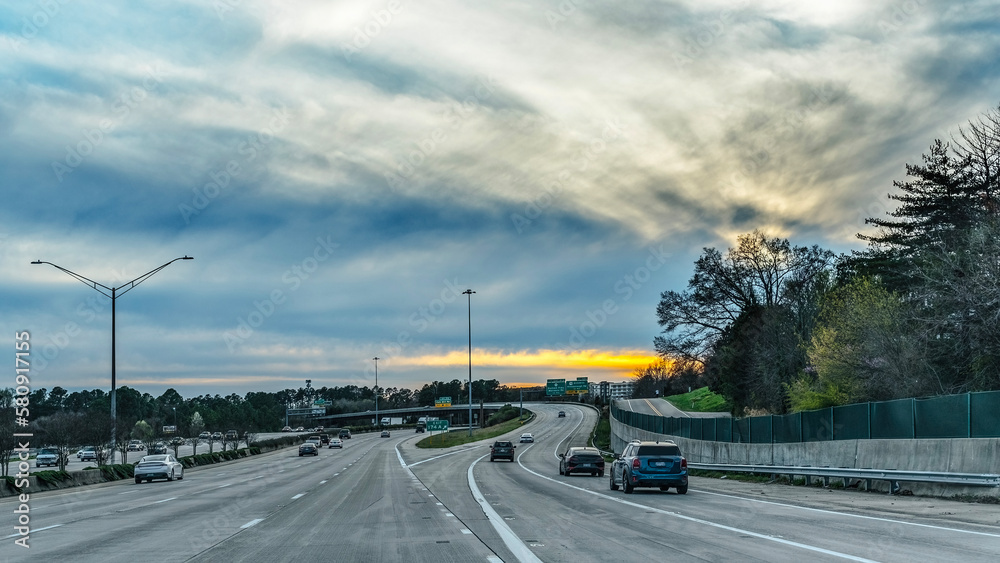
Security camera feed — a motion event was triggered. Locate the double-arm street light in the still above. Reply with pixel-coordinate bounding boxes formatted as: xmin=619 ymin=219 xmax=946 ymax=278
xmin=31 ymin=256 xmax=193 ymax=459
xmin=463 ymin=289 xmax=475 ymax=436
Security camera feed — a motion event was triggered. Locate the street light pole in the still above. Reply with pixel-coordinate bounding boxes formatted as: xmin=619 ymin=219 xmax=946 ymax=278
xmin=463 ymin=289 xmax=475 ymax=436
xmin=31 ymin=256 xmax=193 ymax=461
xmin=373 ymin=356 xmax=379 ymax=428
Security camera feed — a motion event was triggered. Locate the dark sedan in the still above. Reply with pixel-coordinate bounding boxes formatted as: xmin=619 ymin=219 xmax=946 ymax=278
xmin=559 ymin=446 xmax=605 ymax=477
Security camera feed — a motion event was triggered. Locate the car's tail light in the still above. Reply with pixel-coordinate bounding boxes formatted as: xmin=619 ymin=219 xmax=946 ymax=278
xmin=681 ymin=458 xmax=687 ymax=469
xmin=632 ymin=459 xmax=640 ymax=469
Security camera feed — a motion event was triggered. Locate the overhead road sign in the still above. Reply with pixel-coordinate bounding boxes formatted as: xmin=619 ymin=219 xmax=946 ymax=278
xmin=435 ymin=397 xmax=452 ymax=407
xmin=546 ymin=379 xmax=566 ymax=396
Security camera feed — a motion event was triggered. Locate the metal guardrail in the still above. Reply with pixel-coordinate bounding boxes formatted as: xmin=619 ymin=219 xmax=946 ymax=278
xmin=689 ymin=462 xmax=1000 ymax=492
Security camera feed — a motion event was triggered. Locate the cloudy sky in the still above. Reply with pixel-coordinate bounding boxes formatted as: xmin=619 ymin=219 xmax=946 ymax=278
xmin=2 ymin=0 xmax=998 ymax=398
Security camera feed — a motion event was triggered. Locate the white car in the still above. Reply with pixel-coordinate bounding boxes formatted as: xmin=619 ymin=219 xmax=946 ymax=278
xmin=127 ymin=440 xmax=145 ymax=452
xmin=328 ymin=438 xmax=343 ymax=449
xmin=134 ymin=454 xmax=184 ymax=484
xmin=519 ymin=433 xmax=534 ymax=443
xmin=79 ymin=447 xmax=97 ymax=462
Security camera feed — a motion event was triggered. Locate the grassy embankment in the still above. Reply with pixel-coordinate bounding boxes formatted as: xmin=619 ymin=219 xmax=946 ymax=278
xmin=415 ymin=411 xmax=532 ymax=448
xmin=664 ymin=386 xmax=730 ymax=412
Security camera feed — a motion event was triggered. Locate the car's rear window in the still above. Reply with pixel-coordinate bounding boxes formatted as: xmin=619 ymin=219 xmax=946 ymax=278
xmin=495 ymin=442 xmax=513 ymax=447
xmin=637 ymin=445 xmax=681 ymax=456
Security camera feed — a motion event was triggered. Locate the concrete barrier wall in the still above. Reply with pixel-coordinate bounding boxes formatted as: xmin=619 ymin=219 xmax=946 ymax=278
xmin=611 ymin=415 xmax=1000 ymax=497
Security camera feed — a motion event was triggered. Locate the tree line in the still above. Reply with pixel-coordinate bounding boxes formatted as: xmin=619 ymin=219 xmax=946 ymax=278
xmin=647 ymin=105 xmax=1000 ymax=415
xmin=0 ymin=378 xmax=534 ymax=473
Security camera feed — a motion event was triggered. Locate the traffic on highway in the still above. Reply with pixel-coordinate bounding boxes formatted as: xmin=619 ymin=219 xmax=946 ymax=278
xmin=2 ymin=404 xmax=998 ymax=562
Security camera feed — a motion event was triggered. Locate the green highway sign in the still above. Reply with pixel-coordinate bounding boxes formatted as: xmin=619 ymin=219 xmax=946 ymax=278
xmin=546 ymin=379 xmax=566 ymax=396
xmin=566 ymin=378 xmax=589 ymax=395
xmin=435 ymin=397 xmax=452 ymax=407
xmin=426 ymin=420 xmax=449 ymax=431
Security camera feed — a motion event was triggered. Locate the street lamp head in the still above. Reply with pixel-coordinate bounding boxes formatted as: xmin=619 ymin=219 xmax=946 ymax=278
xmin=181 ymin=256 xmax=193 ymax=260
xmin=463 ymin=289 xmax=475 ymax=295
xmin=31 ymin=260 xmax=42 ymax=264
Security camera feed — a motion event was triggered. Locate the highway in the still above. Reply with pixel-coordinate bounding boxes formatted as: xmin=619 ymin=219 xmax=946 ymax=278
xmin=2 ymin=404 xmax=998 ymax=562
xmin=617 ymin=397 xmax=731 ymax=418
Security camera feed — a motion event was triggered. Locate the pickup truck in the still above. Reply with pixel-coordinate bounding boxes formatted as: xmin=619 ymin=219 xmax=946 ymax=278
xmin=490 ymin=441 xmax=515 ymax=462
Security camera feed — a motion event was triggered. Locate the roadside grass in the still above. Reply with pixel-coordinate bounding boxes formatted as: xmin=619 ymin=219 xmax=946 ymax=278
xmin=415 ymin=411 xmax=533 ymax=449
xmin=590 ymin=407 xmax=612 ymax=461
xmin=664 ymin=386 xmax=731 ymax=413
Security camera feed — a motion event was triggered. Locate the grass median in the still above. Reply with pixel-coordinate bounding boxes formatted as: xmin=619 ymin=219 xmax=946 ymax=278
xmin=415 ymin=411 xmax=533 ymax=449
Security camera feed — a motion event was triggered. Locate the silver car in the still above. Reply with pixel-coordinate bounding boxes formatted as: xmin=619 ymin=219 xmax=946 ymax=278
xmin=134 ymin=454 xmax=184 ymax=484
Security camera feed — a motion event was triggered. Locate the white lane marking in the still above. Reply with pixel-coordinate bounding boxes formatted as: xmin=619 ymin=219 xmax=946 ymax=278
xmin=407 ymin=445 xmax=484 ymax=467
xmin=516 ymin=458 xmax=878 ymax=563
xmin=461 ymin=528 xmax=472 ymax=534
xmin=215 ymin=483 xmax=232 ymax=489
xmin=552 ymin=414 xmax=586 ymax=459
xmin=694 ymin=489 xmax=1000 ymax=538
xmin=2 ymin=524 xmax=62 ymax=539
xmin=320 ymin=480 xmax=327 ymax=484
xmin=436 ymin=502 xmax=443 ymax=506
xmin=291 ymin=493 xmax=306 ymax=500
xmin=468 ymin=454 xmax=544 ymax=563
xmin=153 ymin=497 xmax=176 ymax=504
xmin=241 ymin=518 xmax=265 ymax=529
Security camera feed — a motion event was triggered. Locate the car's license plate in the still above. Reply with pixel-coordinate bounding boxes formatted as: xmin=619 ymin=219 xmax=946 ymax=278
xmin=654 ymin=461 xmax=667 ymax=467
xmin=580 ymin=463 xmax=591 ymax=467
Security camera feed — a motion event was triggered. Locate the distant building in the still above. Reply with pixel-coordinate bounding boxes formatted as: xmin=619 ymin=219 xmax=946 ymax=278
xmin=590 ymin=380 xmax=634 ymax=401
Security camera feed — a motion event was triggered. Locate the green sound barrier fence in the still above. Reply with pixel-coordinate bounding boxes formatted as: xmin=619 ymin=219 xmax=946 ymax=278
xmin=612 ymin=390 xmax=1000 ymax=443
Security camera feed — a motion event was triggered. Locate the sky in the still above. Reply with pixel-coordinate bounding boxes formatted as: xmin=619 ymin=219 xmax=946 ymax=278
xmin=2 ymin=0 xmax=999 ymax=399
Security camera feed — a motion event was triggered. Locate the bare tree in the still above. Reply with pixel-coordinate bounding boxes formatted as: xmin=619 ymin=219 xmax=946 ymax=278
xmin=0 ymin=389 xmax=16 ymax=477
xmin=189 ymin=412 xmax=205 ymax=456
xmin=33 ymin=411 xmax=82 ymax=471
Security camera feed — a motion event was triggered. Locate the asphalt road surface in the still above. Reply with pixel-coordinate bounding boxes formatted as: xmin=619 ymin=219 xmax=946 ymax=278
xmin=617 ymin=397 xmax=731 ymax=418
xmin=2 ymin=405 xmax=997 ymax=562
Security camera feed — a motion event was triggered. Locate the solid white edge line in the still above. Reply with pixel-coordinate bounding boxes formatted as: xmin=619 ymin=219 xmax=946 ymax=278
xmin=518 ymin=452 xmax=878 ymax=563
xmin=692 ymin=489 xmax=1000 ymax=538
xmin=240 ymin=518 xmax=264 ymax=529
xmin=468 ymin=454 xmax=543 ymax=563
xmin=153 ymin=497 xmax=176 ymax=504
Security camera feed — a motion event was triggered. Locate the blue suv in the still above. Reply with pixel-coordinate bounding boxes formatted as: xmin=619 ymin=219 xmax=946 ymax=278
xmin=610 ymin=440 xmax=688 ymax=494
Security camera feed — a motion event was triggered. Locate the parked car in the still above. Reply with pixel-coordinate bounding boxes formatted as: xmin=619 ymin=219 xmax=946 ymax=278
xmin=380 ymin=430 xmax=391 ymax=438
xmin=295 ymin=426 xmax=305 ymax=432
xmin=169 ymin=437 xmax=185 ymax=446
xmin=609 ymin=440 xmax=688 ymax=494
xmin=79 ymin=447 xmax=98 ymax=462
xmin=328 ymin=438 xmax=343 ymax=449
xmin=35 ymin=448 xmax=65 ymax=467
xmin=490 ymin=441 xmax=515 ymax=462
xmin=148 ymin=442 xmax=168 ymax=455
xmin=519 ymin=433 xmax=534 ymax=443
xmin=558 ymin=411 xmax=566 ymax=418
xmin=127 ymin=440 xmax=145 ymax=452
xmin=298 ymin=443 xmax=318 ymax=456
xmin=199 ymin=431 xmax=211 ymax=440
xmin=338 ymin=429 xmax=352 ymax=439
xmin=281 ymin=426 xmax=293 ymax=432
xmin=211 ymin=432 xmax=223 ymax=441
xmin=559 ymin=446 xmax=605 ymax=477
xmin=134 ymin=454 xmax=184 ymax=483
xmin=225 ymin=430 xmax=238 ymax=441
